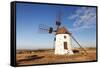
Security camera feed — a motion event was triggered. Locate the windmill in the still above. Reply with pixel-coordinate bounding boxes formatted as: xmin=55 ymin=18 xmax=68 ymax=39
xmin=39 ymin=12 xmax=87 ymax=55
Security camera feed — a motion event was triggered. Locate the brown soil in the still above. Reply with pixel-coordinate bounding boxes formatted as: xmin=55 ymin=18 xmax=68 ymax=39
xmin=16 ymin=48 xmax=97 ymax=66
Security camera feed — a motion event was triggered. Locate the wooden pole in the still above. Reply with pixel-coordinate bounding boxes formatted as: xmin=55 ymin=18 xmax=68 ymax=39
xmin=71 ymin=35 xmax=88 ymax=55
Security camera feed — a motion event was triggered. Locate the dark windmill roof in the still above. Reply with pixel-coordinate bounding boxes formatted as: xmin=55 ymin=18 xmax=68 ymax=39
xmin=56 ymin=26 xmax=71 ymax=35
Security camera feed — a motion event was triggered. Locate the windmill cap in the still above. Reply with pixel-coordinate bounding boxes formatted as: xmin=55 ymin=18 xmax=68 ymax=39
xmin=56 ymin=26 xmax=71 ymax=35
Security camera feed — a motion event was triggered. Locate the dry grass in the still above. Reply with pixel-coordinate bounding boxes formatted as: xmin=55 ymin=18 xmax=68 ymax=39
xmin=16 ymin=47 xmax=96 ymax=66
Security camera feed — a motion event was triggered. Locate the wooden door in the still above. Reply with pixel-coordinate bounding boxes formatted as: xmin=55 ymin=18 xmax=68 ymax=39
xmin=64 ymin=42 xmax=68 ymax=49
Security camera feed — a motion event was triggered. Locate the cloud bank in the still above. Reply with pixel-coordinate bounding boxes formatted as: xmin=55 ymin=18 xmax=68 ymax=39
xmin=69 ymin=7 xmax=96 ymax=32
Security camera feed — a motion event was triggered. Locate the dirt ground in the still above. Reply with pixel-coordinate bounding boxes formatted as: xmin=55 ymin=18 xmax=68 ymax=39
xmin=16 ymin=48 xmax=97 ymax=66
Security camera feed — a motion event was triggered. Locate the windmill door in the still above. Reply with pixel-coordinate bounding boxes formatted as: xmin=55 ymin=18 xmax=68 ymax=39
xmin=64 ymin=42 xmax=68 ymax=49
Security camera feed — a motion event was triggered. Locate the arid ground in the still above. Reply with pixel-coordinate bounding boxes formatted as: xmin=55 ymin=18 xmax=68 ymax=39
xmin=16 ymin=48 xmax=96 ymax=66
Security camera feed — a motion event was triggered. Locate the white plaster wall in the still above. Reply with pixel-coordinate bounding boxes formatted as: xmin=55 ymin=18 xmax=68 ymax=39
xmin=55 ymin=34 xmax=73 ymax=55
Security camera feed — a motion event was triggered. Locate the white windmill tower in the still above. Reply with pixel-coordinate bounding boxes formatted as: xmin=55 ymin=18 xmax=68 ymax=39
xmin=54 ymin=12 xmax=73 ymax=55
xmin=39 ymin=12 xmax=87 ymax=55
xmin=55 ymin=27 xmax=73 ymax=55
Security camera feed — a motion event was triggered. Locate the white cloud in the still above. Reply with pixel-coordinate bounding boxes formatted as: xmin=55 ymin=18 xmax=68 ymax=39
xmin=69 ymin=7 xmax=96 ymax=32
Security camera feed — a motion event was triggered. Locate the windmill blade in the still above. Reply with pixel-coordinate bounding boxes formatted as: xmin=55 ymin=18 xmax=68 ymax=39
xmin=39 ymin=24 xmax=49 ymax=30
xmin=38 ymin=24 xmax=49 ymax=34
xmin=56 ymin=11 xmax=62 ymax=22
xmin=71 ymin=35 xmax=88 ymax=55
xmin=53 ymin=37 xmax=56 ymax=49
xmin=55 ymin=11 xmax=62 ymax=27
xmin=38 ymin=24 xmax=54 ymax=34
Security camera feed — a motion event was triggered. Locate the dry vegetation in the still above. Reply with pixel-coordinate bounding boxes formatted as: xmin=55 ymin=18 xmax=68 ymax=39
xmin=16 ymin=47 xmax=96 ymax=66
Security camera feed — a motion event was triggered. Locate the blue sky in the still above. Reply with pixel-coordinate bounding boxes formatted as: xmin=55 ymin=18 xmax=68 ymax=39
xmin=16 ymin=3 xmax=96 ymax=49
